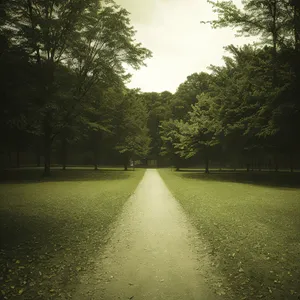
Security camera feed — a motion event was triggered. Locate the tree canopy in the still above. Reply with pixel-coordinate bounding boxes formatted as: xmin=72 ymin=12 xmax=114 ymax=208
xmin=1 ymin=0 xmax=299 ymax=173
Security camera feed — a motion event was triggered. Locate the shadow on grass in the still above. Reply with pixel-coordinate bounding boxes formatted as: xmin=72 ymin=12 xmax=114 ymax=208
xmin=1 ymin=209 xmax=69 ymax=254
xmin=0 ymin=209 xmax=109 ymax=299
xmin=178 ymin=170 xmax=300 ymax=188
xmin=0 ymin=168 xmax=132 ymax=183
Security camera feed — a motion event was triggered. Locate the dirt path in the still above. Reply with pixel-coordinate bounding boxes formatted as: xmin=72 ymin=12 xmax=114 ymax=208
xmin=74 ymin=169 xmax=224 ymax=299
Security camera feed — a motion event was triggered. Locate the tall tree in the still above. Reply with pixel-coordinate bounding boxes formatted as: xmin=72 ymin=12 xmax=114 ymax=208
xmin=143 ymin=91 xmax=173 ymax=164
xmin=175 ymin=93 xmax=220 ymax=173
xmin=115 ymin=89 xmax=151 ymax=170
xmin=160 ymin=119 xmax=184 ymax=171
xmin=2 ymin=0 xmax=151 ymax=175
xmin=79 ymin=85 xmax=123 ymax=170
xmin=205 ymin=0 xmax=299 ymax=171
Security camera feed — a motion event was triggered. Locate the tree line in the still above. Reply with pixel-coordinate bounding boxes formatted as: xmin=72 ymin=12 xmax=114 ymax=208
xmin=159 ymin=0 xmax=300 ymax=172
xmin=1 ymin=0 xmax=299 ymax=174
xmin=0 ymin=0 xmax=151 ymax=174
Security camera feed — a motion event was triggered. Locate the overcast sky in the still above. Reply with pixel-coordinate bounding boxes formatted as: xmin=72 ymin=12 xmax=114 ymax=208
xmin=116 ymin=0 xmax=253 ymax=93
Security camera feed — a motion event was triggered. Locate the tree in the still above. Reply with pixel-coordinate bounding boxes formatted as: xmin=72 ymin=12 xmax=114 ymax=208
xmin=0 ymin=31 xmax=37 ymax=168
xmin=143 ymin=91 xmax=173 ymax=164
xmin=115 ymin=89 xmax=151 ymax=170
xmin=160 ymin=119 xmax=184 ymax=171
xmin=2 ymin=0 xmax=151 ymax=175
xmin=172 ymin=72 xmax=212 ymax=120
xmin=208 ymin=45 xmax=271 ymax=170
xmin=205 ymin=0 xmax=300 ymax=172
xmin=175 ymin=93 xmax=220 ymax=173
xmin=79 ymin=85 xmax=125 ymax=170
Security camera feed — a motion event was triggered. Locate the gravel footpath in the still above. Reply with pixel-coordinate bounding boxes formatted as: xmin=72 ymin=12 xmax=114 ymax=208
xmin=74 ymin=169 xmax=224 ymax=300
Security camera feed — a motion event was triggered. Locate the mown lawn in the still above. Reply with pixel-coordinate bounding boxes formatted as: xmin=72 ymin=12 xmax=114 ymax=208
xmin=159 ymin=169 xmax=300 ymax=300
xmin=0 ymin=168 xmax=145 ymax=299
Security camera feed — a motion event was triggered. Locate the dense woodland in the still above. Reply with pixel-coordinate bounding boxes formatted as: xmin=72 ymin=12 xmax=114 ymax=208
xmin=1 ymin=0 xmax=300 ymax=174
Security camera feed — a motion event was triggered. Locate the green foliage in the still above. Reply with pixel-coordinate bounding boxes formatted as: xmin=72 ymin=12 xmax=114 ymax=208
xmin=174 ymin=93 xmax=220 ymax=160
xmin=160 ymin=119 xmax=183 ymax=167
xmin=115 ymin=89 xmax=151 ymax=162
xmin=172 ymin=72 xmax=212 ymax=120
xmin=206 ymin=0 xmax=294 ymax=48
xmin=143 ymin=91 xmax=173 ymax=159
xmin=0 ymin=0 xmax=151 ymax=172
xmin=1 ymin=0 xmax=299 ymax=171
xmin=158 ymin=36 xmax=299 ymax=170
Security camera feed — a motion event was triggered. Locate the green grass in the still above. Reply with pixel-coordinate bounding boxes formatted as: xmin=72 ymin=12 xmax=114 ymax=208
xmin=159 ymin=169 xmax=300 ymax=300
xmin=0 ymin=168 xmax=145 ymax=299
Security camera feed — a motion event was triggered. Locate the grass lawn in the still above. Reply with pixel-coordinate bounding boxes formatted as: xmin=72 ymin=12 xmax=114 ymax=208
xmin=0 ymin=168 xmax=145 ymax=299
xmin=159 ymin=169 xmax=300 ymax=300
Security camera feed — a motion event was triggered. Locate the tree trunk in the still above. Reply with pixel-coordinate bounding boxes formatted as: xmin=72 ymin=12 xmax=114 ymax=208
xmin=44 ymin=140 xmax=51 ymax=176
xmin=93 ymin=139 xmax=98 ymax=170
xmin=204 ymin=157 xmax=209 ymax=174
xmin=271 ymin=0 xmax=278 ymax=87
xmin=94 ymin=154 xmax=98 ymax=170
xmin=123 ymin=154 xmax=129 ymax=171
xmin=274 ymin=155 xmax=279 ymax=172
xmin=92 ymin=133 xmax=102 ymax=171
xmin=174 ymin=156 xmax=180 ymax=171
xmin=62 ymin=137 xmax=67 ymax=170
xmin=36 ymin=145 xmax=41 ymax=167
xmin=43 ymin=114 xmax=52 ymax=177
xmin=246 ymin=163 xmax=250 ymax=172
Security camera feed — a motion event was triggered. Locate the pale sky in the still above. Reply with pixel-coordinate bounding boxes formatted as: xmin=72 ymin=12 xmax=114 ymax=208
xmin=116 ymin=0 xmax=253 ymax=93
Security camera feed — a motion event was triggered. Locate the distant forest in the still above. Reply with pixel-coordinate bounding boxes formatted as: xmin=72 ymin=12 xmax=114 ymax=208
xmin=1 ymin=0 xmax=300 ymax=174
